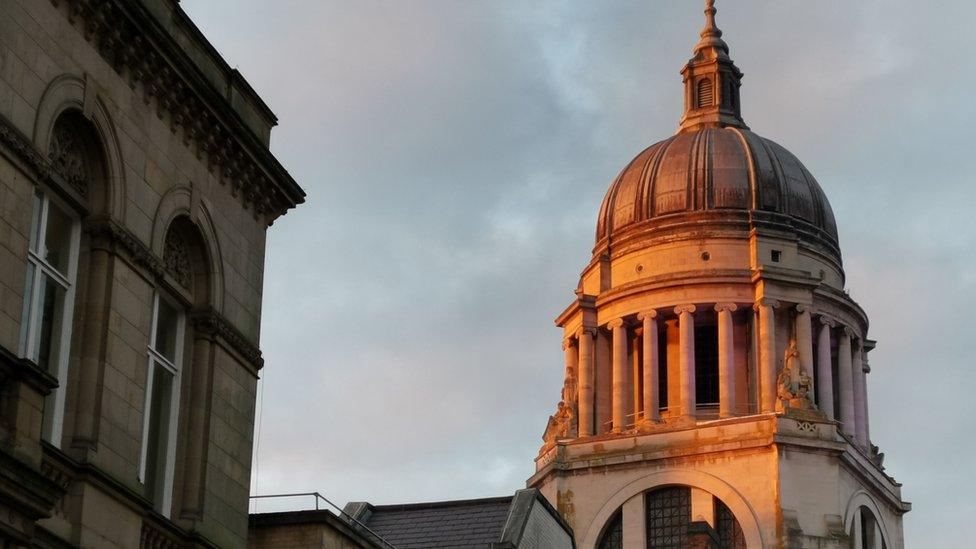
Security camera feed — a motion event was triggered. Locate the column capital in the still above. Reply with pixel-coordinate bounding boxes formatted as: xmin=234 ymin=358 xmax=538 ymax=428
xmin=714 ymin=302 xmax=738 ymax=313
xmin=795 ymin=304 xmax=813 ymax=314
xmin=843 ymin=325 xmax=857 ymax=339
xmin=754 ymin=297 xmax=780 ymax=309
xmin=674 ymin=304 xmax=697 ymax=315
xmin=818 ymin=315 xmax=836 ymax=327
xmin=606 ymin=318 xmax=626 ymax=330
xmin=562 ymin=337 xmax=576 ymax=350
xmin=637 ymin=310 xmax=658 ymax=321
xmin=575 ymin=326 xmax=597 ymax=339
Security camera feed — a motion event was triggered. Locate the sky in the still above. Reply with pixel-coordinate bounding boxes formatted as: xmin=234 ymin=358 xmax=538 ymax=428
xmin=182 ymin=1 xmax=974 ymax=546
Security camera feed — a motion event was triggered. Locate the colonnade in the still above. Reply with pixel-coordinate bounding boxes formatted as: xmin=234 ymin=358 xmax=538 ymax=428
xmin=564 ymin=301 xmax=872 ymax=448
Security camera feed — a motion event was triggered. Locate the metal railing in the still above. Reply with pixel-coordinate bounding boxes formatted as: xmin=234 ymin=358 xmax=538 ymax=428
xmin=249 ymin=492 xmax=398 ymax=549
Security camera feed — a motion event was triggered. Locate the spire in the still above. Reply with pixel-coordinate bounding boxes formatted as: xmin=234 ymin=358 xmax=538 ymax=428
xmin=678 ymin=0 xmax=747 ymax=132
xmin=694 ymin=0 xmax=729 ymax=58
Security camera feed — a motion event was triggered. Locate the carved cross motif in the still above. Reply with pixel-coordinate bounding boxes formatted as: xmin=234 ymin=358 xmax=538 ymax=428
xmin=163 ymin=229 xmax=191 ymax=289
xmin=48 ymin=121 xmax=88 ymax=197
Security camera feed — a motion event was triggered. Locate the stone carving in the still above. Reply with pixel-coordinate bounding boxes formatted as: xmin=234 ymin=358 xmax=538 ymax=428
xmin=541 ymin=401 xmax=576 ymax=448
xmin=163 ymin=229 xmax=191 ymax=289
xmin=777 ymin=340 xmax=814 ymax=412
xmin=48 ymin=121 xmax=88 ymax=197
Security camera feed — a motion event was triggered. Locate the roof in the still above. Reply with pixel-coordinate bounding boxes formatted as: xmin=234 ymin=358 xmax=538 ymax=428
xmin=357 ymin=496 xmax=514 ymax=549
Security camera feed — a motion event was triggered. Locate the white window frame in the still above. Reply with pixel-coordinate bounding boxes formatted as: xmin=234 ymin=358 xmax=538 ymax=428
xmin=139 ymin=291 xmax=184 ymax=517
xmin=19 ymin=190 xmax=80 ymax=446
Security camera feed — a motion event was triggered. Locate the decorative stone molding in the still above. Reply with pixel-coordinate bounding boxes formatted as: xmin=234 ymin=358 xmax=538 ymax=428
xmin=674 ymin=304 xmax=697 ymax=315
xmin=163 ymin=229 xmax=191 ymax=289
xmin=47 ymin=0 xmax=304 ymax=223
xmin=714 ymin=302 xmax=738 ymax=313
xmin=188 ymin=308 xmax=264 ymax=371
xmin=47 ymin=119 xmax=89 ymax=197
xmin=140 ymin=521 xmax=181 ymax=549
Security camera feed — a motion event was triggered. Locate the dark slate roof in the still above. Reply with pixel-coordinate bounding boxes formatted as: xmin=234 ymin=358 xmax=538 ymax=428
xmin=361 ymin=496 xmax=514 ymax=549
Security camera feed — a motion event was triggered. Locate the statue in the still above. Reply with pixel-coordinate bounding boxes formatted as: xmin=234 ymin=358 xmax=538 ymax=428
xmin=777 ymin=340 xmax=814 ymax=412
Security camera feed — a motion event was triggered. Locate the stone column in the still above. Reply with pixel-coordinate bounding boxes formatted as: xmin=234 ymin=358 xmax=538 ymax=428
xmin=795 ymin=305 xmax=815 ymax=397
xmin=72 ymin=242 xmax=114 ymax=452
xmin=674 ymin=305 xmax=697 ymax=418
xmin=715 ymin=303 xmax=737 ymax=418
xmin=182 ymin=316 xmax=216 ymax=518
xmin=817 ymin=317 xmax=835 ymax=420
xmin=577 ymin=328 xmax=595 ymax=437
xmin=837 ymin=327 xmax=856 ymax=435
xmin=852 ymin=341 xmax=868 ymax=447
xmin=638 ymin=311 xmax=659 ymax=423
xmin=608 ymin=319 xmax=628 ymax=432
xmin=756 ymin=298 xmax=779 ymax=414
xmin=862 ymin=354 xmax=872 ymax=445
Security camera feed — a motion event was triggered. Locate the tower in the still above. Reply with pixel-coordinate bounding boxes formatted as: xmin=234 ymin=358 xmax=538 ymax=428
xmin=530 ymin=3 xmax=909 ymax=548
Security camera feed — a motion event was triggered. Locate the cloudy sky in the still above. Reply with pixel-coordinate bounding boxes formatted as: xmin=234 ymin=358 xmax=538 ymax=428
xmin=183 ymin=1 xmax=973 ymax=545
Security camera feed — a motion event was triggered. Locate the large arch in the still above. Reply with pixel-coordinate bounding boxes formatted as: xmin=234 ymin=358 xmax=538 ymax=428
xmin=151 ymin=187 xmax=224 ymax=313
xmin=33 ymin=73 xmax=126 ymax=220
xmin=844 ymin=490 xmax=892 ymax=549
xmin=579 ymin=469 xmax=764 ymax=549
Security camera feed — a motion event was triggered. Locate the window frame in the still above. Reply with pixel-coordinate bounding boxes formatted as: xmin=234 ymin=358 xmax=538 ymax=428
xmin=139 ymin=290 xmax=185 ymax=517
xmin=19 ymin=189 xmax=81 ymax=446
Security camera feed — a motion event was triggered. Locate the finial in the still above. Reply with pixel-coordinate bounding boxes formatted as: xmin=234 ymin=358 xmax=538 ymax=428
xmin=694 ymin=0 xmax=729 ymax=57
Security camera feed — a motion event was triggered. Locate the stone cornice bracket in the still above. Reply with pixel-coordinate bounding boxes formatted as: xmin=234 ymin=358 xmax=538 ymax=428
xmin=606 ymin=318 xmax=626 ymax=330
xmin=637 ymin=310 xmax=658 ymax=321
xmin=714 ymin=302 xmax=738 ymax=313
xmin=673 ymin=304 xmax=697 ymax=316
xmin=46 ymin=0 xmax=305 ymax=225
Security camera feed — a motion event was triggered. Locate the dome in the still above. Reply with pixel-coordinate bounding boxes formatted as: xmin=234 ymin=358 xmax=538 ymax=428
xmin=595 ymin=127 xmax=839 ymax=252
xmin=593 ymin=0 xmax=840 ymax=262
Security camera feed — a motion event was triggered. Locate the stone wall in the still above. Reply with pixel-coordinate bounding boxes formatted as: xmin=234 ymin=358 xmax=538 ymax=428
xmin=0 ymin=0 xmax=301 ymax=546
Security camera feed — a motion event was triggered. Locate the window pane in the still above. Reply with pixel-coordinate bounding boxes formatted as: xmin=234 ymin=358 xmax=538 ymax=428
xmin=32 ymin=274 xmax=67 ymax=374
xmin=29 ymin=192 xmax=42 ymax=252
xmin=153 ymin=297 xmax=180 ymax=363
xmin=43 ymin=200 xmax=73 ymax=275
xmin=19 ymin=263 xmax=36 ymax=353
xmin=144 ymin=363 xmax=174 ymax=507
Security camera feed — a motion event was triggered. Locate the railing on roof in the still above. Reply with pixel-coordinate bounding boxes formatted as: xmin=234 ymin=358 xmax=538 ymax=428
xmin=249 ymin=492 xmax=398 ymax=549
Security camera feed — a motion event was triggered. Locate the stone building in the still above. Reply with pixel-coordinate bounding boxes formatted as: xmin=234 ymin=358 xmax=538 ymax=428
xmin=0 ymin=0 xmax=303 ymax=547
xmin=531 ymin=2 xmax=910 ymax=548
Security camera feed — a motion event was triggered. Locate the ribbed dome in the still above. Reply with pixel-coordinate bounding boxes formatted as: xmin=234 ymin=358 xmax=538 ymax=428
xmin=595 ymin=127 xmax=838 ymax=253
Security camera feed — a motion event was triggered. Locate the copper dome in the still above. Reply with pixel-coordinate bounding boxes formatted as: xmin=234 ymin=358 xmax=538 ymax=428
xmin=595 ymin=127 xmax=838 ymax=249
xmin=594 ymin=2 xmax=839 ymax=261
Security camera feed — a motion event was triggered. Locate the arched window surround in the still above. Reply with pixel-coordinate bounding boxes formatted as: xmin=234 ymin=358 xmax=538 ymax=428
xmin=580 ymin=469 xmax=763 ymax=549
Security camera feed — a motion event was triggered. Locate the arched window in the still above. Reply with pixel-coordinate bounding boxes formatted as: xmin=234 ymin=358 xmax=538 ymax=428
xmin=139 ymin=216 xmax=211 ymax=516
xmin=696 ymin=78 xmax=714 ymax=108
xmin=20 ymin=111 xmax=104 ymax=445
xmin=594 ymin=485 xmax=748 ymax=548
xmin=596 ymin=510 xmax=623 ymax=549
xmin=646 ymin=486 xmax=690 ymax=547
xmin=851 ymin=506 xmax=887 ymax=549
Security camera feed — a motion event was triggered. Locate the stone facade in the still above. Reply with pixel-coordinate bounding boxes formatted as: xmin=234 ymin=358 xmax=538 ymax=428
xmin=0 ymin=0 xmax=303 ymax=547
xmin=531 ymin=2 xmax=909 ymax=548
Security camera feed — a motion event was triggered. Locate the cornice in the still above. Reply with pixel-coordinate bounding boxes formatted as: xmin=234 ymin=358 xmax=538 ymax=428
xmin=48 ymin=0 xmax=305 ymax=224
